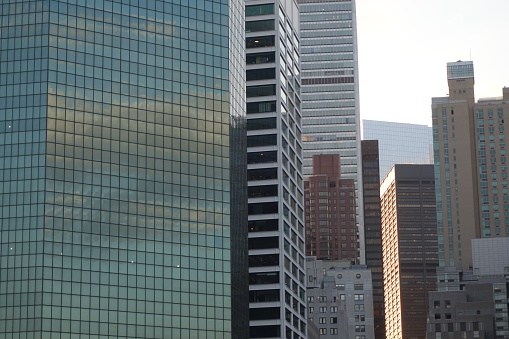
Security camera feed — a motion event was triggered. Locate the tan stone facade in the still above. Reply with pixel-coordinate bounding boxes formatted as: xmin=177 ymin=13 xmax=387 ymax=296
xmin=432 ymin=61 xmax=509 ymax=271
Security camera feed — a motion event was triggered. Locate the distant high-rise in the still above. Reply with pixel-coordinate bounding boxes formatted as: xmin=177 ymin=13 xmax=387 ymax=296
xmin=304 ymin=154 xmax=357 ymax=261
xmin=362 ymin=120 xmax=433 ymax=180
xmin=361 ymin=140 xmax=385 ymax=338
xmin=245 ymin=1 xmax=307 ymax=337
xmin=380 ymin=165 xmax=438 ymax=339
xmin=432 ymin=61 xmax=509 ymax=270
xmin=299 ymin=0 xmax=364 ymax=263
xmin=0 ymin=1 xmax=247 ymax=338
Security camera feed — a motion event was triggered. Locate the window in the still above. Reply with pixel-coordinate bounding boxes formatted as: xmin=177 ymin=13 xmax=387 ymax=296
xmin=247 ymin=117 xmax=277 ymax=130
xmin=354 ymin=304 xmax=365 ymax=311
xmin=247 ymin=100 xmax=276 ymax=114
xmin=330 ymin=306 xmax=338 ymax=312
xmin=247 ymin=84 xmax=276 ymax=97
xmin=340 ymin=294 xmax=346 ymax=301
xmin=247 ymin=52 xmax=276 ymax=65
xmin=318 ymin=296 xmax=327 ymax=303
xmin=319 ymin=317 xmax=326 ymax=324
xmin=248 ymin=236 xmax=279 ymax=250
xmin=248 ymin=202 xmax=278 ymax=215
xmin=308 ymin=307 xmax=314 ymax=314
xmin=248 ymin=219 xmax=278 ymax=232
xmin=248 ymin=185 xmax=278 ymax=198
xmin=354 ymin=284 xmax=363 ymax=290
xmin=354 ymin=294 xmax=364 ymax=301
xmin=307 ymin=296 xmax=314 ymax=302
xmin=246 ymin=36 xmax=276 ymax=48
xmin=319 ymin=328 xmax=327 ymax=335
xmin=249 ymin=272 xmax=279 ymax=284
xmin=245 ymin=3 xmax=274 ymax=16
xmin=246 ymin=68 xmax=276 ymax=81
xmin=247 ymin=151 xmax=277 ymax=165
xmin=248 ymin=168 xmax=277 ymax=181
xmin=246 ymin=19 xmax=275 ymax=33
xmin=330 ymin=317 xmax=337 ymax=324
xmin=330 ymin=328 xmax=338 ymax=334
xmin=319 ymin=307 xmax=327 ymax=313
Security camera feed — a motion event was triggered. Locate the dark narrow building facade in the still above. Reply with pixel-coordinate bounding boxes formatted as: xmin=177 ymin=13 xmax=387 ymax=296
xmin=361 ymin=140 xmax=385 ymax=338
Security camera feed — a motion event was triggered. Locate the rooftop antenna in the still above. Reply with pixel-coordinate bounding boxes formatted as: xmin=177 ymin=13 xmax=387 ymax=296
xmin=469 ymin=48 xmax=472 ymax=61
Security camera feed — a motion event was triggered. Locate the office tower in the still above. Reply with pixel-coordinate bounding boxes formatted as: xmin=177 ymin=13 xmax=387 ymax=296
xmin=306 ymin=257 xmax=375 ymax=338
xmin=245 ymin=1 xmax=307 ymax=338
xmin=0 ymin=1 xmax=247 ymax=338
xmin=360 ymin=140 xmax=385 ymax=338
xmin=432 ymin=61 xmax=509 ymax=271
xmin=380 ymin=165 xmax=439 ymax=339
xmin=304 ymin=154 xmax=357 ymax=262
xmin=299 ymin=0 xmax=365 ymax=264
xmin=362 ymin=120 xmax=433 ymax=181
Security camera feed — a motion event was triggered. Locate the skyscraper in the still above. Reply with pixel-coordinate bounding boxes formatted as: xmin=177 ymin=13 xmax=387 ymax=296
xmin=299 ymin=0 xmax=364 ymax=263
xmin=360 ymin=140 xmax=385 ymax=338
xmin=0 ymin=1 xmax=247 ymax=337
xmin=304 ymin=154 xmax=357 ymax=262
xmin=432 ymin=60 xmax=509 ymax=271
xmin=380 ymin=164 xmax=438 ymax=339
xmin=362 ymin=120 xmax=433 ymax=181
xmin=245 ymin=1 xmax=307 ymax=337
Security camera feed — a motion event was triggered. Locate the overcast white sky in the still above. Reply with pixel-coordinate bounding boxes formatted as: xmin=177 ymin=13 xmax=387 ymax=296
xmin=356 ymin=0 xmax=509 ymax=126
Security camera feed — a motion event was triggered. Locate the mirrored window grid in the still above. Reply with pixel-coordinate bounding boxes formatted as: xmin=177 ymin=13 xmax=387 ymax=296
xmin=0 ymin=1 xmax=237 ymax=338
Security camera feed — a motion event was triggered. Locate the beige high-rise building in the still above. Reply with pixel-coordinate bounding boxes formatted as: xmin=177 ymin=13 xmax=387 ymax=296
xmin=432 ymin=61 xmax=509 ymax=271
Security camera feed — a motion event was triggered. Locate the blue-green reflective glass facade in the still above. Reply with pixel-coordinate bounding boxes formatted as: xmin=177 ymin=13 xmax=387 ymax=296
xmin=0 ymin=0 xmax=246 ymax=338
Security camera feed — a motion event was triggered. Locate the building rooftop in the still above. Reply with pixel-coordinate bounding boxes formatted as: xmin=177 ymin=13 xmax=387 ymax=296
xmin=446 ymin=60 xmax=474 ymax=79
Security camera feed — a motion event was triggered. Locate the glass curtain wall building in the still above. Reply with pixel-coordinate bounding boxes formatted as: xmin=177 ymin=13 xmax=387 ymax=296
xmin=0 ymin=1 xmax=247 ymax=338
xmin=362 ymin=120 xmax=433 ymax=181
xmin=245 ymin=0 xmax=308 ymax=338
xmin=298 ymin=0 xmax=364 ymax=263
